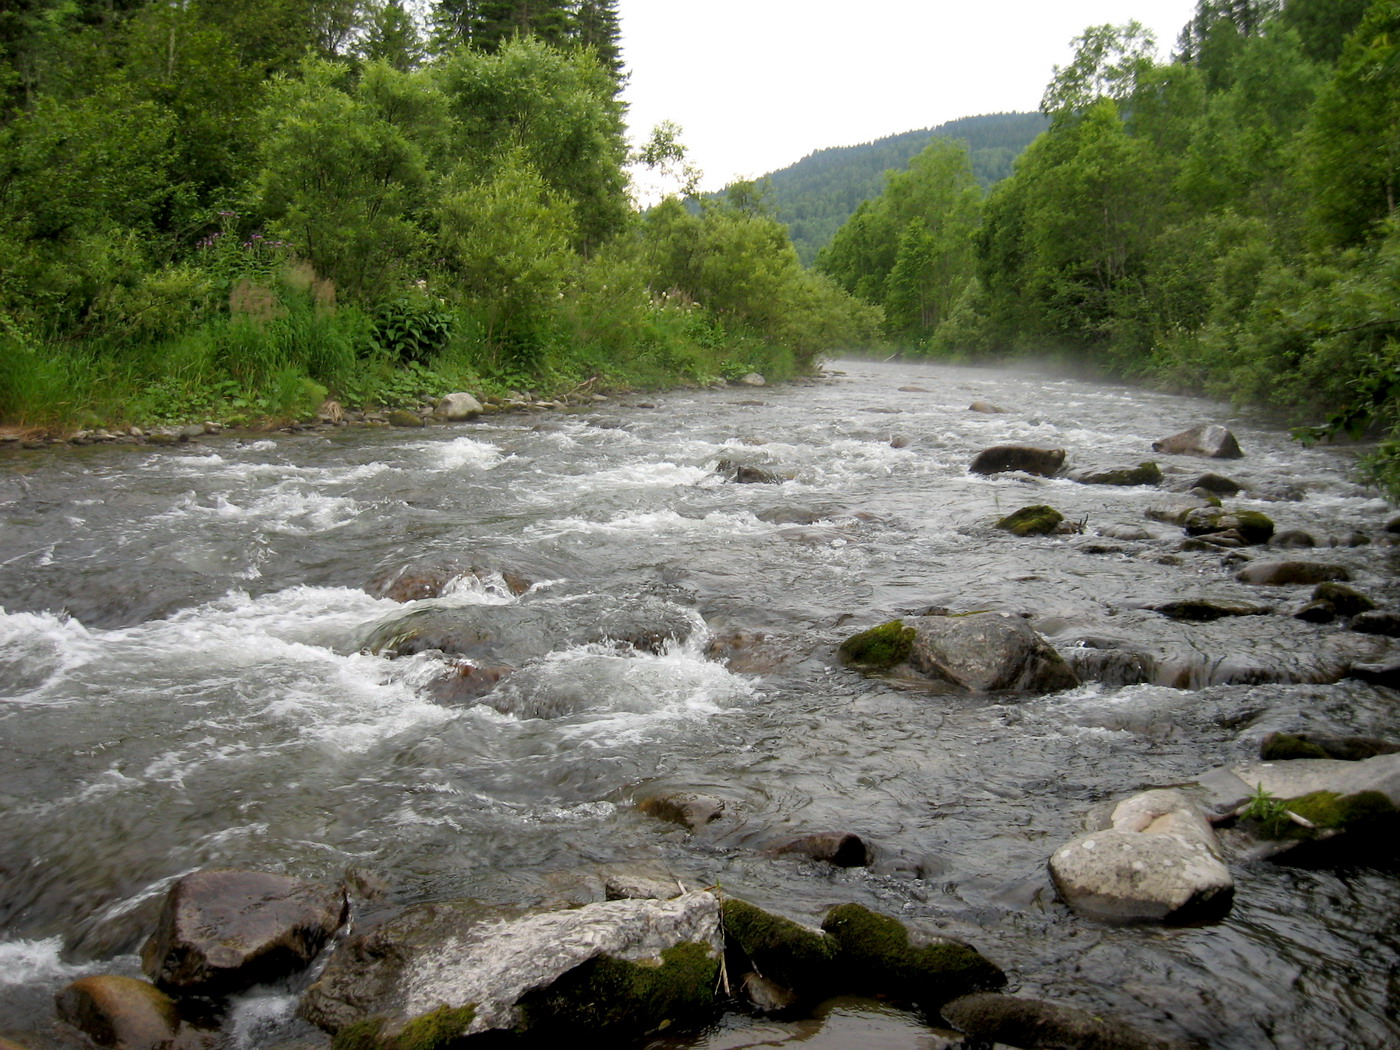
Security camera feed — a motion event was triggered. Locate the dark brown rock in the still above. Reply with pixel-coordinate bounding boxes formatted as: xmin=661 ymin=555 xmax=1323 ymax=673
xmin=770 ymin=832 xmax=872 ymax=868
xmin=1193 ymin=472 xmax=1243 ymax=496
xmin=367 ymin=563 xmax=531 ymax=603
xmin=943 ymin=992 xmax=1181 ymax=1050
xmin=1350 ymin=610 xmax=1400 ymax=636
xmin=141 ymin=869 xmax=347 ymax=996
xmin=969 ymin=445 xmax=1065 ymax=477
xmin=638 ymin=794 xmax=731 ymax=831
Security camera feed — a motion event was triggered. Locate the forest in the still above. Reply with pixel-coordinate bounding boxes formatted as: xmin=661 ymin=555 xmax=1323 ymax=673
xmin=0 ymin=0 xmax=880 ymax=430
xmin=2 ymin=0 xmax=1398 ymax=496
xmin=816 ymin=0 xmax=1400 ymax=491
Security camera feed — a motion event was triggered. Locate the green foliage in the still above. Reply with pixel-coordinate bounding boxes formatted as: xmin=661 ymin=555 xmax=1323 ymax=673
xmin=1239 ymin=783 xmax=1292 ymax=837
xmin=371 ymin=294 xmax=455 ymax=364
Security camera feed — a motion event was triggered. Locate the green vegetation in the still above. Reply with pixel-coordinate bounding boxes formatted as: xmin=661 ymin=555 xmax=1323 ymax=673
xmin=816 ymin=0 xmax=1400 ymax=498
xmin=0 ymin=0 xmax=877 ymax=433
xmin=838 ymin=620 xmax=916 ymax=669
xmin=330 ymin=1004 xmax=477 ymax=1050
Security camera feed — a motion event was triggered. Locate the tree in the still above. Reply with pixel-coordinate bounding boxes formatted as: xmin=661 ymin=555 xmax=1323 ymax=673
xmin=1040 ymin=22 xmax=1158 ymax=122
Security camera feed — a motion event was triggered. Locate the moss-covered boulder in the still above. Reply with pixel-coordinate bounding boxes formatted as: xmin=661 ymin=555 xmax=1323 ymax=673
xmin=1260 ymin=731 xmax=1400 ymax=763
xmin=1071 ymin=462 xmax=1162 ymax=487
xmin=819 ymin=903 xmax=1004 ymax=1009
xmin=942 ymin=993 xmax=1182 ymax=1050
xmin=386 ymin=409 xmax=426 ymax=428
xmin=1183 ymin=507 xmax=1274 ymax=544
xmin=1312 ymin=582 xmax=1377 ymax=618
xmin=995 ymin=505 xmax=1064 ymax=537
xmin=1349 ymin=610 xmax=1400 ymax=636
xmin=720 ymin=899 xmax=839 ymax=1001
xmin=838 ymin=620 xmax=915 ymax=670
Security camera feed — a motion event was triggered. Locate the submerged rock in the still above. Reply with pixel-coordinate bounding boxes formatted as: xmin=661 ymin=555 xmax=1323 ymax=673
xmin=995 ymin=505 xmax=1065 ymax=537
xmin=141 ymin=870 xmax=347 ymax=997
xmin=769 ymin=832 xmax=872 ymax=868
xmin=298 ymin=891 xmax=723 ymax=1042
xmin=1070 ymin=462 xmax=1163 ymax=487
xmin=1148 ymin=599 xmax=1272 ymax=622
xmin=942 ymin=992 xmax=1182 ymax=1050
xmin=366 ymin=562 xmax=531 ymax=603
xmin=1350 ymin=610 xmax=1400 ymax=636
xmin=968 ymin=445 xmax=1065 ymax=477
xmin=1236 ymin=560 xmax=1351 ymax=586
xmin=1049 ymin=789 xmax=1233 ymax=923
xmin=386 ymin=409 xmax=426 ymax=428
xmin=1152 ymin=424 xmax=1243 ymax=459
xmin=637 ymin=793 xmax=732 ymax=832
xmin=968 ymin=400 xmax=1007 ymax=414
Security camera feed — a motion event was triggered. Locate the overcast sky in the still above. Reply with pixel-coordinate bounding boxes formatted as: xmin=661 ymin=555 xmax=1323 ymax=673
xmin=616 ymin=1 xmax=1200 ymax=197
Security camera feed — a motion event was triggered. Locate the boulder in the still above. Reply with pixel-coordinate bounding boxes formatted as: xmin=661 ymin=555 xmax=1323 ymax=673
xmin=738 ymin=373 xmax=766 ymax=386
xmin=434 ymin=392 xmax=484 ymax=421
xmin=367 ymin=562 xmax=532 ymax=603
xmin=637 ymin=793 xmax=732 ymax=832
xmin=386 ymin=409 xmax=426 ymax=428
xmin=1183 ymin=508 xmax=1274 ymax=544
xmin=1152 ymin=424 xmax=1243 ymax=459
xmin=1350 ymin=610 xmax=1400 ymax=636
xmin=969 ymin=445 xmax=1065 ymax=477
xmin=1192 ymin=472 xmax=1243 ymax=496
xmin=1313 ymin=582 xmax=1377 ymax=617
xmin=715 ymin=458 xmax=783 ymax=484
xmin=820 ymin=903 xmax=1004 ymax=1010
xmin=1148 ymin=599 xmax=1272 ymax=622
xmin=1146 ymin=499 xmax=1214 ymax=527
xmin=298 ymin=891 xmax=723 ymax=1042
xmin=995 ymin=505 xmax=1064 ymax=537
xmin=721 ymin=899 xmax=839 ymax=1000
xmin=942 ymin=993 xmax=1182 ymax=1050
xmin=54 ymin=976 xmax=202 ymax=1050
xmin=1049 ymin=789 xmax=1233 ymax=923
xmin=906 ymin=612 xmax=1079 ymax=694
xmin=769 ymin=832 xmax=872 ymax=868
xmin=1235 ymin=560 xmax=1351 ymax=586
xmin=1069 ymin=462 xmax=1162 ymax=487
xmin=141 ymin=870 xmax=347 ymax=997
xmin=967 ymin=400 xmax=1006 ymax=413
xmin=1271 ymin=529 xmax=1317 ymax=548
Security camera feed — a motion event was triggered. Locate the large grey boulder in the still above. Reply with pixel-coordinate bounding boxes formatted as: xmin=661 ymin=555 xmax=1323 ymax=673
xmin=299 ymin=891 xmax=722 ymax=1042
xmin=1152 ymin=424 xmax=1243 ymax=459
xmin=435 ymin=392 xmax=484 ymax=421
xmin=968 ymin=445 xmax=1065 ymax=477
xmin=1049 ymin=789 xmax=1233 ymax=923
xmin=908 ymin=612 xmax=1078 ymax=694
xmin=141 ymin=870 xmax=347 ymax=996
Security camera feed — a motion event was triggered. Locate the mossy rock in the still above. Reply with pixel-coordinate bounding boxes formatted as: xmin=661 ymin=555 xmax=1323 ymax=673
xmin=838 ymin=620 xmax=915 ymax=669
xmin=994 ymin=505 xmax=1063 ymax=537
xmin=1183 ymin=508 xmax=1274 ymax=544
xmin=1074 ymin=462 xmax=1162 ymax=486
xmin=1312 ymin=582 xmax=1377 ymax=618
xmin=721 ymin=899 xmax=838 ymax=996
xmin=819 ymin=903 xmax=1004 ymax=1009
xmin=1259 ymin=733 xmax=1330 ymax=761
xmin=517 ymin=941 xmax=719 ymax=1037
xmin=332 ymin=1005 xmax=477 ymax=1050
xmin=386 ymin=409 xmax=426 ymax=428
xmin=1282 ymin=790 xmax=1399 ymax=839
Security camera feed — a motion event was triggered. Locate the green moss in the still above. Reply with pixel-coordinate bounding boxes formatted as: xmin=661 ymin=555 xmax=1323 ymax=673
xmin=994 ymin=505 xmax=1063 ymax=537
xmin=721 ymin=899 xmax=838 ymax=994
xmin=330 ymin=1005 xmax=476 ymax=1050
xmin=1259 ymin=733 xmax=1330 ymax=761
xmin=820 ymin=903 xmax=1004 ymax=1008
xmin=1281 ymin=790 xmax=1399 ymax=838
xmin=517 ymin=941 xmax=719 ymax=1036
xmin=1232 ymin=510 xmax=1275 ymax=544
xmin=1312 ymin=582 xmax=1377 ymax=617
xmin=838 ymin=620 xmax=915 ymax=669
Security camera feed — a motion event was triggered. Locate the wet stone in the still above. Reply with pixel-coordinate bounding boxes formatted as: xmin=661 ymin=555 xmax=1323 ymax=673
xmin=968 ymin=445 xmax=1065 ymax=477
xmin=769 ymin=832 xmax=872 ymax=868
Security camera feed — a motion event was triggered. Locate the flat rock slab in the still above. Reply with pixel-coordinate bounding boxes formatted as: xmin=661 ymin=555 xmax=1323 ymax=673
xmin=1049 ymin=789 xmax=1233 ymax=923
xmin=142 ymin=869 xmax=347 ymax=996
xmin=299 ymin=891 xmax=722 ymax=1039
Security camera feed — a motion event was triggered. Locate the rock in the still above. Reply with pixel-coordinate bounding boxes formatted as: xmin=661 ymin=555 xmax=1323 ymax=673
xmin=1149 ymin=599 xmax=1272 ymax=622
xmin=905 ymin=612 xmax=1079 ymax=694
xmin=1350 ymin=610 xmax=1400 ymax=636
xmin=1294 ymin=600 xmax=1336 ymax=623
xmin=602 ymin=869 xmax=685 ymax=901
xmin=1235 ymin=560 xmax=1351 ymax=586
xmin=1313 ymin=582 xmax=1376 ymax=617
xmin=738 ymin=373 xmax=766 ymax=386
xmin=1207 ymin=754 xmax=1400 ymax=829
xmin=1099 ymin=523 xmax=1153 ymax=541
xmin=770 ymin=832 xmax=872 ymax=868
xmin=1260 ymin=732 xmax=1400 ymax=762
xmin=423 ymin=660 xmax=513 ymax=704
xmin=942 ymin=992 xmax=1181 ymax=1050
xmin=1146 ymin=499 xmax=1213 ymax=527
xmin=968 ymin=445 xmax=1065 ymax=477
xmin=1271 ymin=529 xmax=1317 ymax=548
xmin=1152 ymin=424 xmax=1244 ymax=459
xmin=298 ymin=891 xmax=723 ymax=1042
xmin=434 ymin=392 xmax=484 ymax=421
xmin=367 ymin=563 xmax=532 ymax=603
xmin=838 ymin=619 xmax=916 ymax=670
xmin=820 ymin=903 xmax=1004 ymax=1010
xmin=1192 ymin=472 xmax=1243 ymax=496
xmin=54 ymin=976 xmax=199 ymax=1050
xmin=968 ymin=401 xmax=1007 ymax=414
xmin=1069 ymin=462 xmax=1162 ymax=487
xmin=715 ymin=459 xmax=783 ymax=484
xmin=1183 ymin=508 xmax=1274 ymax=544
xmin=361 ymin=592 xmax=698 ymax=666
xmin=386 ymin=409 xmax=426 ymax=428
xmin=141 ymin=870 xmax=347 ymax=997
xmin=721 ymin=899 xmax=839 ymax=1000
xmin=995 ymin=505 xmax=1064 ymax=537
xmin=1350 ymin=659 xmax=1400 ymax=687
xmin=637 ymin=793 xmax=731 ymax=832
xmin=1048 ymin=789 xmax=1233 ymax=923
xmin=739 ymin=972 xmax=800 ymax=1013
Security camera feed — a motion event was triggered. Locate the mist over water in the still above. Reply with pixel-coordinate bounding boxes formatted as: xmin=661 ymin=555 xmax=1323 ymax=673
xmin=2 ymin=359 xmax=1398 ymax=1048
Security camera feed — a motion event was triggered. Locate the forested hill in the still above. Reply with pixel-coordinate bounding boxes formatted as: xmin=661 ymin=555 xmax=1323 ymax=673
xmin=758 ymin=113 xmax=1048 ymax=264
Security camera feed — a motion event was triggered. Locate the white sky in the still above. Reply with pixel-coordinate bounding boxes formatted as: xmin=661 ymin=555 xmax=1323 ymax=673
xmin=617 ymin=1 xmax=1200 ymax=197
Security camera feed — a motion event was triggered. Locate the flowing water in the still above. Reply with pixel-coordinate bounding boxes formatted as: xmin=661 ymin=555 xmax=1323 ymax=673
xmin=2 ymin=359 xmax=1398 ymax=1049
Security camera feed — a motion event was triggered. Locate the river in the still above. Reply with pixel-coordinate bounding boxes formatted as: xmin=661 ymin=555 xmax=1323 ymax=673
xmin=2 ymin=358 xmax=1397 ymax=1049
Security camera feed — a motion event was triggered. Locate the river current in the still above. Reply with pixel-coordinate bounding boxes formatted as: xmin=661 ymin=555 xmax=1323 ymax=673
xmin=1 ymin=359 xmax=1397 ymax=1049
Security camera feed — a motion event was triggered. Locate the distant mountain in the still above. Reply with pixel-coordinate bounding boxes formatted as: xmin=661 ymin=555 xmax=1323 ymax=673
xmin=752 ymin=112 xmax=1049 ymax=265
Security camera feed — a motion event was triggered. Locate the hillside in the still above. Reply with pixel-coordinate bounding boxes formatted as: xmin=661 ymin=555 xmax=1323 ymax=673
xmin=756 ymin=112 xmax=1048 ymax=264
